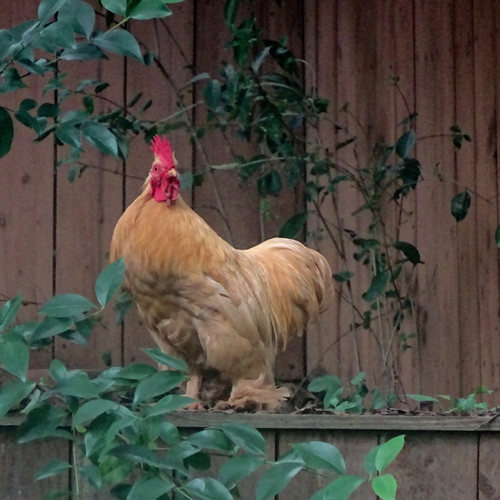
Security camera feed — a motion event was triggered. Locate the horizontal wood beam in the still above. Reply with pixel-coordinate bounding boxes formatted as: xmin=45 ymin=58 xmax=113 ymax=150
xmin=2 ymin=412 xmax=500 ymax=431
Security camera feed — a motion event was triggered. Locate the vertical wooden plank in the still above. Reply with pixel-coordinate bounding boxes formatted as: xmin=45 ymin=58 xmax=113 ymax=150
xmin=391 ymin=432 xmax=477 ymax=498
xmin=0 ymin=428 xmax=70 ymax=498
xmin=0 ymin=4 xmax=53 ymax=369
xmin=303 ymin=0 xmax=342 ymax=380
xmin=453 ymin=0 xmax=481 ymax=396
xmin=472 ymin=0 xmax=500 ymax=400
xmin=478 ymin=433 xmax=500 ymax=499
xmin=277 ymin=429 xmax=378 ymax=500
xmin=414 ymin=0 xmax=460 ymax=396
xmin=391 ymin=0 xmax=419 ymax=398
xmin=123 ymin=2 xmax=195 ymax=366
xmin=54 ymin=3 xmax=125 ymax=369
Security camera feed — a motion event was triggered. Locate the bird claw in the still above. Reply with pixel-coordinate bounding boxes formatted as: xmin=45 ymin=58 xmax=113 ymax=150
xmin=185 ymin=401 xmax=206 ymax=411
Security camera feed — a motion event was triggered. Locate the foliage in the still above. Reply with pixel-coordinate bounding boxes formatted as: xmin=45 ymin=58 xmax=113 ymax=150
xmin=408 ymin=386 xmax=497 ymax=416
xmin=308 ymin=372 xmax=397 ymax=413
xmin=307 ymin=372 xmax=497 ymax=416
xmin=0 ymin=261 xmax=405 ymax=499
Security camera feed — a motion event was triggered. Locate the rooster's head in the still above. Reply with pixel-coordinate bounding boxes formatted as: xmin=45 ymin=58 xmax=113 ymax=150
xmin=149 ymin=135 xmax=180 ymax=206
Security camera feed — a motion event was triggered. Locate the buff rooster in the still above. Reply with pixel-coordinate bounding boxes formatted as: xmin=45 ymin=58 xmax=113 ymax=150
xmin=110 ymin=136 xmax=334 ymax=411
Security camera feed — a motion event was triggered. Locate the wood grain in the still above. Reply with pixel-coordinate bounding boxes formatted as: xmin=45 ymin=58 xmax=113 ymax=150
xmin=478 ymin=433 xmax=500 ymax=499
xmin=391 ymin=431 xmax=478 ymax=499
xmin=0 ymin=428 xmax=70 ymax=499
xmin=0 ymin=3 xmax=53 ymax=369
xmin=414 ymin=0 xmax=460 ymax=396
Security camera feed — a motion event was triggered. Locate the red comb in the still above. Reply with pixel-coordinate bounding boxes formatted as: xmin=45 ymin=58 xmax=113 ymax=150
xmin=151 ymin=135 xmax=175 ymax=168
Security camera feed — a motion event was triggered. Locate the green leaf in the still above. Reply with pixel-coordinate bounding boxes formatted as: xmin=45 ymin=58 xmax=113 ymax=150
xmin=17 ymin=403 xmax=68 ymax=443
xmin=116 ymin=362 xmax=157 ymax=380
xmin=451 ymin=191 xmax=471 ymax=222
xmin=362 ymin=271 xmax=390 ymax=303
xmin=203 ymin=79 xmax=222 ymax=111
xmin=375 ymin=435 xmax=405 ymax=472
xmin=0 ymin=106 xmax=13 ymax=158
xmin=397 ymin=158 xmax=421 ymax=192
xmin=279 ymin=212 xmax=307 ymax=239
xmin=372 ymin=474 xmax=397 ymax=500
xmin=364 ymin=443 xmax=379 ymax=475
xmin=292 ymin=441 xmax=345 ymax=474
xmin=39 ymin=293 xmax=96 ymax=317
xmin=218 ymin=423 xmax=266 ymax=455
xmin=133 ymin=371 xmax=186 ymax=405
xmin=395 ymin=130 xmax=416 ymax=159
xmin=183 ymin=478 xmax=233 ymax=500
xmin=81 ymin=121 xmax=119 ymax=156
xmin=38 ymin=0 xmax=67 ymax=23
xmin=109 ymin=444 xmax=169 ymax=469
xmin=37 ymin=103 xmax=59 ymax=118
xmin=407 ymin=394 xmax=439 ymax=403
xmin=101 ymin=0 xmax=127 ymax=15
xmin=496 ymin=225 xmax=500 ymax=248
xmin=187 ymin=429 xmax=234 ymax=452
xmin=333 ymin=270 xmax=353 ymax=283
xmin=55 ymin=124 xmax=81 ymax=148
xmin=310 ymin=475 xmax=364 ymax=500
xmin=256 ymin=462 xmax=303 ymax=500
xmin=142 ymin=347 xmax=188 ymax=372
xmin=0 ymin=379 xmax=35 ymax=418
xmin=127 ymin=476 xmax=174 ymax=500
xmin=49 ymin=361 xmax=99 ymax=399
xmin=30 ymin=316 xmax=74 ymax=342
xmin=95 ymin=258 xmax=125 ymax=308
xmin=93 ymin=29 xmax=143 ymax=62
xmin=218 ymin=455 xmax=264 ymax=489
xmin=185 ymin=451 xmax=211 ymax=471
xmin=73 ymin=399 xmax=125 ymax=426
xmin=60 ymin=43 xmax=106 ymax=61
xmin=0 ymin=293 xmax=22 ymax=332
xmin=127 ymin=0 xmax=173 ymax=20
xmin=393 ymin=241 xmax=422 ymax=265
xmin=144 ymin=394 xmax=194 ymax=417
xmin=308 ymin=374 xmax=342 ymax=393
xmin=59 ymin=0 xmax=95 ymax=38
xmin=36 ymin=460 xmax=71 ymax=481
xmin=258 ymin=170 xmax=282 ymax=196
xmin=0 ymin=333 xmax=29 ymax=381
xmin=0 ymin=68 xmax=26 ymax=93
xmin=40 ymin=21 xmax=76 ymax=49
xmin=224 ymin=0 xmax=240 ymax=27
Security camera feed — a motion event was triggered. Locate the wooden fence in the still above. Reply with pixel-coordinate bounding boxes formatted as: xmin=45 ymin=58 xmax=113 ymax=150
xmin=1 ymin=0 xmax=500 ymax=400
xmin=1 ymin=413 xmax=500 ymax=499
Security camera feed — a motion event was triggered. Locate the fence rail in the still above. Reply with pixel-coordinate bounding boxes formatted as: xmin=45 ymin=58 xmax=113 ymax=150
xmin=1 ymin=414 xmax=499 ymax=499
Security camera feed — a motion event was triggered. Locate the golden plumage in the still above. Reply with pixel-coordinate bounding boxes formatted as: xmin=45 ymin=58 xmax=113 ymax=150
xmin=110 ymin=140 xmax=334 ymax=411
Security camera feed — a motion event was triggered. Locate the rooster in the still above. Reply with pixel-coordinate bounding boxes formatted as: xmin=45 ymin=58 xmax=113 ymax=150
xmin=110 ymin=136 xmax=334 ymax=410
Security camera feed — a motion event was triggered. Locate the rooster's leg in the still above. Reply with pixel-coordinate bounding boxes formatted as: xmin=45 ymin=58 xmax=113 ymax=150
xmin=184 ymin=375 xmax=204 ymax=411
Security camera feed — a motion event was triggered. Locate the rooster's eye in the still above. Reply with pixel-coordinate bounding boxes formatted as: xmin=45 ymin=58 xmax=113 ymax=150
xmin=154 ymin=166 xmax=158 ymax=171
